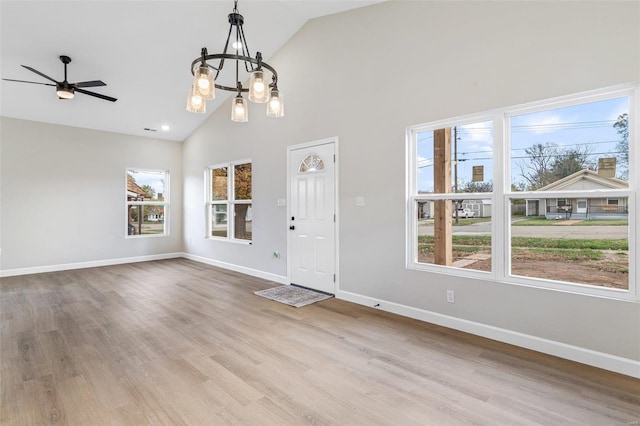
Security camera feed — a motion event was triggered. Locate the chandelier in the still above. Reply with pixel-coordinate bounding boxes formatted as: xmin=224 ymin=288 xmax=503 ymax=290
xmin=186 ymin=0 xmax=284 ymax=122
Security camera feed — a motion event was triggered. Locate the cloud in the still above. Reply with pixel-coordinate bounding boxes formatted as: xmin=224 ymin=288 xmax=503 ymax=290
xmin=513 ymin=113 xmax=567 ymax=135
xmin=458 ymin=120 xmax=493 ymax=143
xmin=417 ymin=156 xmax=433 ymax=168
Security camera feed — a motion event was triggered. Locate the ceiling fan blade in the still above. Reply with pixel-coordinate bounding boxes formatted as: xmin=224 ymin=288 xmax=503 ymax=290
xmin=73 ymin=80 xmax=106 ymax=88
xmin=21 ymin=65 xmax=59 ymax=84
xmin=75 ymin=88 xmax=117 ymax=102
xmin=2 ymin=78 xmax=56 ymax=86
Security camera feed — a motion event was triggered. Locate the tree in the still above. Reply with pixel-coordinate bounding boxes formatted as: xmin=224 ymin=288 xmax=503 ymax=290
xmin=140 ymin=184 xmax=160 ymax=221
xmin=550 ymin=146 xmax=593 ymax=180
xmin=458 ymin=180 xmax=493 ymax=193
xmin=212 ymin=167 xmax=228 ymax=200
xmin=614 ymin=113 xmax=628 ymax=179
xmin=141 ymin=184 xmax=155 ymax=199
xmin=518 ymin=143 xmax=593 ymax=190
xmin=518 ymin=143 xmax=558 ymax=190
xmin=233 ymin=164 xmax=252 ymax=240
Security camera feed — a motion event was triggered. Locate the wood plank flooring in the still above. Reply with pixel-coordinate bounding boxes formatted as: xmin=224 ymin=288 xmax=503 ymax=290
xmin=1 ymin=258 xmax=638 ymax=425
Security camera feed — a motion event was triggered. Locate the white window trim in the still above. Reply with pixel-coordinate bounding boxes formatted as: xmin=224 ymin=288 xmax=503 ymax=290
xmin=205 ymin=159 xmax=252 ymax=244
xmin=406 ymin=113 xmax=497 ymax=281
xmin=125 ymin=168 xmax=170 ymax=239
xmin=407 ymin=84 xmax=638 ymax=301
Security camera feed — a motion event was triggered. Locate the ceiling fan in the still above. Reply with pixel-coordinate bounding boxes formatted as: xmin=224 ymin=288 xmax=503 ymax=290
xmin=2 ymin=55 xmax=117 ymax=102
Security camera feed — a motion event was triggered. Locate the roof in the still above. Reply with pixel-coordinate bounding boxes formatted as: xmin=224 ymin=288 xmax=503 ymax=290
xmin=536 ymin=169 xmax=628 ymax=191
xmin=127 ymin=175 xmax=151 ymax=199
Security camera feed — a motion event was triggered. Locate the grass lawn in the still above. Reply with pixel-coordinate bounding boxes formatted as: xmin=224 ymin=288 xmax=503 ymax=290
xmin=512 ymin=217 xmax=628 ymax=226
xmin=417 ymin=234 xmax=628 ymax=262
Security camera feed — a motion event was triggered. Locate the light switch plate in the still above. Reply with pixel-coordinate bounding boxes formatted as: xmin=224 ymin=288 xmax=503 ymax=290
xmin=355 ymin=196 xmax=365 ymax=207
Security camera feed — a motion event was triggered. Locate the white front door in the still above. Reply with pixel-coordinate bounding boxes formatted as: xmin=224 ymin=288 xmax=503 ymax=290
xmin=288 ymin=140 xmax=336 ymax=294
xmin=577 ymin=198 xmax=587 ymax=214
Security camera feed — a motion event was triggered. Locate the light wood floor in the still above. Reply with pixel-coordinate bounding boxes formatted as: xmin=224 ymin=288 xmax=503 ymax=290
xmin=1 ymin=259 xmax=638 ymax=425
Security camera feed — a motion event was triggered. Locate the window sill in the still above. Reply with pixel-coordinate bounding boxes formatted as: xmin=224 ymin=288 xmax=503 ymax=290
xmin=206 ymin=237 xmax=252 ymax=245
xmin=125 ymin=233 xmax=169 ymax=239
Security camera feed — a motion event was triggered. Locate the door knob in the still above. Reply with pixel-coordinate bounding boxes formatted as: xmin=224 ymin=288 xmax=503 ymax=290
xmin=289 ymin=225 xmax=295 ymax=230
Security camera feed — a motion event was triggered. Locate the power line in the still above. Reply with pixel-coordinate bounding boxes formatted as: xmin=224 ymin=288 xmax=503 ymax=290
xmin=417 ymin=150 xmax=625 ymax=167
xmin=418 ymin=142 xmax=621 ymax=159
xmin=418 ymin=118 xmax=623 ymax=139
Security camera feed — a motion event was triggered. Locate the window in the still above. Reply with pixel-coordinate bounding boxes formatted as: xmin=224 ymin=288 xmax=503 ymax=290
xmin=126 ymin=169 xmax=169 ymax=237
xmin=411 ymin=120 xmax=494 ymax=273
xmin=408 ymin=85 xmax=636 ymax=299
xmin=299 ymin=153 xmax=325 ymax=173
xmin=509 ymin=94 xmax=630 ymax=291
xmin=206 ymin=161 xmax=252 ymax=242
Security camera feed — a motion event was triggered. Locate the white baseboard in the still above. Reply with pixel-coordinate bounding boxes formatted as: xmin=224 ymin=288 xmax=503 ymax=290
xmin=181 ymin=252 xmax=288 ymax=285
xmin=0 ymin=253 xmax=183 ymax=277
xmin=336 ymin=290 xmax=640 ymax=379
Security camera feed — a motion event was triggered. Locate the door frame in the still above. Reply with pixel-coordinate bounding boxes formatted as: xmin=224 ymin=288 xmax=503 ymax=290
xmin=286 ymin=137 xmax=339 ymax=293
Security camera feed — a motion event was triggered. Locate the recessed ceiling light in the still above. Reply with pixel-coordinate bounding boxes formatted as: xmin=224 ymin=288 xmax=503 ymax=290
xmin=161 ymin=125 xmax=170 ymax=131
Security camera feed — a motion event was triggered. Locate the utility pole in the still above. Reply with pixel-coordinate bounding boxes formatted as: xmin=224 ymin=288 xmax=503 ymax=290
xmin=433 ymin=128 xmax=452 ymax=266
xmin=454 ymin=126 xmax=459 ymax=224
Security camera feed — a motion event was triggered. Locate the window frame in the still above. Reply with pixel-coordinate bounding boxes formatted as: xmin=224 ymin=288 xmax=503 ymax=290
xmin=125 ymin=168 xmax=170 ymax=238
xmin=407 ymin=84 xmax=637 ymax=300
xmin=408 ymin=113 xmax=497 ymax=277
xmin=205 ymin=159 xmax=252 ymax=244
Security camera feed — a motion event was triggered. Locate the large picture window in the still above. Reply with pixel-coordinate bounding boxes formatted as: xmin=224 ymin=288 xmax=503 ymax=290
xmin=207 ymin=161 xmax=252 ymax=242
xmin=408 ymin=85 xmax=636 ymax=299
xmin=508 ymin=95 xmax=630 ymax=290
xmin=126 ymin=169 xmax=169 ymax=237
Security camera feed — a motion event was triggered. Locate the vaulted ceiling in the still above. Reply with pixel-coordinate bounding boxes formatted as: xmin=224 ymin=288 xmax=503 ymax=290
xmin=0 ymin=1 xmax=382 ymax=141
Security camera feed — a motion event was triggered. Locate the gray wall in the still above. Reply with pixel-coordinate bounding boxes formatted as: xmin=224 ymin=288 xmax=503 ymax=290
xmin=0 ymin=118 xmax=183 ymax=270
xmin=182 ymin=1 xmax=640 ymax=362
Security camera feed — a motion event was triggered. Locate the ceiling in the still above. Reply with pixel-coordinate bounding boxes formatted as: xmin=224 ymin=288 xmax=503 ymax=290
xmin=0 ymin=1 xmax=381 ymax=142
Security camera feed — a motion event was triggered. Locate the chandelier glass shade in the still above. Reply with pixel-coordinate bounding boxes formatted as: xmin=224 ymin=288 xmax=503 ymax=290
xmin=266 ymin=88 xmax=284 ymax=118
xmin=194 ymin=66 xmax=215 ymax=100
xmin=187 ymin=0 xmax=283 ymax=120
xmin=186 ymin=83 xmax=205 ymax=113
xmin=231 ymin=94 xmax=248 ymax=122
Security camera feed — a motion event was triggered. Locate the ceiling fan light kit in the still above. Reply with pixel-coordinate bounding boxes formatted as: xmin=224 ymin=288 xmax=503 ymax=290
xmin=2 ymin=54 xmax=117 ymax=103
xmin=187 ymin=0 xmax=284 ymax=121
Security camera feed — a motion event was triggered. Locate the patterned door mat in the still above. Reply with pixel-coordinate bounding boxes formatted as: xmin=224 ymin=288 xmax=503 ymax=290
xmin=254 ymin=285 xmax=333 ymax=308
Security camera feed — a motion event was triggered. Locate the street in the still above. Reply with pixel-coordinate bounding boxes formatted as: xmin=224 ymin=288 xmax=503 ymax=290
xmin=418 ymin=220 xmax=628 ymax=239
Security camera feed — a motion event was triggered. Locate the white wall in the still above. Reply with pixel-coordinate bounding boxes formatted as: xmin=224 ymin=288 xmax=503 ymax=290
xmin=182 ymin=0 xmax=640 ymax=367
xmin=1 ymin=118 xmax=183 ymax=272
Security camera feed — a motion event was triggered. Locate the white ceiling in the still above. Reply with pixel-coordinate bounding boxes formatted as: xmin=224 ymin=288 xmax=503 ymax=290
xmin=1 ymin=1 xmax=381 ymax=141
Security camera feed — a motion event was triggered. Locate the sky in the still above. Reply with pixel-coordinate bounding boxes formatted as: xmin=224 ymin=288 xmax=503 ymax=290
xmin=416 ymin=95 xmax=629 ymax=193
xmin=129 ymin=170 xmax=166 ymax=199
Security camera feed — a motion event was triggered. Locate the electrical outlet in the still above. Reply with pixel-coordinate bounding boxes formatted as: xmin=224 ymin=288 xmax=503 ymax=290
xmin=446 ymin=290 xmax=455 ymax=304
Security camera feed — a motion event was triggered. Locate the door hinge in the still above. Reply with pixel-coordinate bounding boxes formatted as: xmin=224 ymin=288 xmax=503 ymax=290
xmin=334 ymin=214 xmax=336 ymax=222
xmin=333 ymin=154 xmax=336 ymax=162
xmin=333 ymin=274 xmax=336 ymax=282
